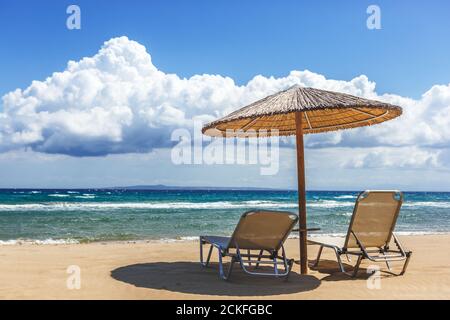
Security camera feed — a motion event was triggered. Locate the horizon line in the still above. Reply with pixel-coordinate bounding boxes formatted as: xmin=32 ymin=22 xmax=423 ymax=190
xmin=0 ymin=186 xmax=449 ymax=193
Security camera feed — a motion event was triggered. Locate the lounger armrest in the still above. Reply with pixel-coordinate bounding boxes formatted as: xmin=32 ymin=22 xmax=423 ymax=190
xmin=292 ymin=228 xmax=321 ymax=232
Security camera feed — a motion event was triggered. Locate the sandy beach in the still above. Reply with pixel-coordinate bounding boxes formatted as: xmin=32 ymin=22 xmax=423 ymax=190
xmin=0 ymin=234 xmax=448 ymax=299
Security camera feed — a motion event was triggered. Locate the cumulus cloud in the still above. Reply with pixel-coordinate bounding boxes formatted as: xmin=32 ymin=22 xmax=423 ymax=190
xmin=340 ymin=147 xmax=442 ymax=169
xmin=0 ymin=36 xmax=450 ymax=159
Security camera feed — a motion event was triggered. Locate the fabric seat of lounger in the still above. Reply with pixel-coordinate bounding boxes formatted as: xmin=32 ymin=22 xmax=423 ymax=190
xmin=308 ymin=236 xmax=345 ymax=248
xmin=201 ymin=236 xmax=230 ymax=249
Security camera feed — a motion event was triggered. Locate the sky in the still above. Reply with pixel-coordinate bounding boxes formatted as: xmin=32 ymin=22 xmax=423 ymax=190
xmin=0 ymin=0 xmax=449 ymax=190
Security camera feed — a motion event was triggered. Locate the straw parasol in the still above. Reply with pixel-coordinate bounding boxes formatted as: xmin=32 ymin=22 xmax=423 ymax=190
xmin=202 ymin=85 xmax=402 ymax=274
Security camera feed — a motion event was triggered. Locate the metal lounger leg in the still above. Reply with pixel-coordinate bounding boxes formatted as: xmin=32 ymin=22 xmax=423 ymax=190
xmin=217 ymin=247 xmax=236 ymax=281
xmin=314 ymin=245 xmax=323 ymax=267
xmin=352 ymin=255 xmax=363 ymax=277
xmin=200 ymin=238 xmax=213 ymax=267
xmin=400 ymin=252 xmax=412 ymax=275
xmin=205 ymin=245 xmax=213 ymax=267
xmin=333 ymin=247 xmax=346 ymax=273
xmin=281 ymin=246 xmax=288 ymax=271
xmin=392 ymin=233 xmax=412 ymax=276
xmin=274 ymin=254 xmax=278 ymax=276
xmin=385 ymin=259 xmax=391 ymax=271
xmin=281 ymin=246 xmax=293 ymax=281
xmin=380 ymin=248 xmax=391 ymax=271
xmin=199 ymin=237 xmax=203 ymax=264
xmin=255 ymin=250 xmax=264 ymax=269
xmin=284 ymin=259 xmax=294 ymax=281
xmin=234 ymin=244 xmax=292 ymax=279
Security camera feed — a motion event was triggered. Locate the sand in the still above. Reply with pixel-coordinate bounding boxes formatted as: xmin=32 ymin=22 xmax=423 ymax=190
xmin=0 ymin=235 xmax=449 ymax=299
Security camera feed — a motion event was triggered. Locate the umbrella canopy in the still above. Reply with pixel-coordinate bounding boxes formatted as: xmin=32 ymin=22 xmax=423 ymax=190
xmin=202 ymin=86 xmax=402 ymax=137
xmin=202 ymin=85 xmax=402 ymax=274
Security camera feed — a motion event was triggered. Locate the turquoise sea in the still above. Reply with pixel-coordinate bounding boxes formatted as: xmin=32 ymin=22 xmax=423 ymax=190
xmin=0 ymin=189 xmax=449 ymax=244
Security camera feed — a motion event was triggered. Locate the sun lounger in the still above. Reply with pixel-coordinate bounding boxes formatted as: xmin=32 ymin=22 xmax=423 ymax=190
xmin=308 ymin=190 xmax=412 ymax=277
xmin=200 ymin=210 xmax=298 ymax=280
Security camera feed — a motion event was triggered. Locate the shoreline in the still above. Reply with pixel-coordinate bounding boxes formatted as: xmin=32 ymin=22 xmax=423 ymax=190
xmin=1 ymin=231 xmax=450 ymax=246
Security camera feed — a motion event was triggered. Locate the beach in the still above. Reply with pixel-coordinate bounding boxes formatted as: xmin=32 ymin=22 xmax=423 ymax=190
xmin=1 ymin=234 xmax=449 ymax=299
xmin=1 ymin=0 xmax=450 ymax=306
xmin=1 ymin=189 xmax=449 ymax=299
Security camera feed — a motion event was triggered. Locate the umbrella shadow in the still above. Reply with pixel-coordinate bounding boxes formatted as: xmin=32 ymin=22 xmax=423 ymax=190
xmin=111 ymin=261 xmax=321 ymax=296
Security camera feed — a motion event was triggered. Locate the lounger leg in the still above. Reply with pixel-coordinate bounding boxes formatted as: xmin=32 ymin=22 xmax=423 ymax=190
xmin=288 ymin=259 xmax=294 ymax=274
xmin=226 ymin=257 xmax=236 ymax=280
xmin=313 ymin=245 xmax=323 ymax=267
xmin=385 ymin=259 xmax=391 ymax=271
xmin=217 ymin=248 xmax=225 ymax=278
xmin=199 ymin=237 xmax=203 ymax=264
xmin=255 ymin=250 xmax=264 ymax=269
xmin=283 ymin=259 xmax=294 ymax=282
xmin=199 ymin=238 xmax=205 ymax=266
xmin=205 ymin=245 xmax=213 ymax=267
xmin=281 ymin=246 xmax=288 ymax=272
xmin=273 ymin=252 xmax=279 ymax=276
xmin=352 ymin=255 xmax=363 ymax=277
xmin=200 ymin=239 xmax=213 ymax=267
xmin=400 ymin=252 xmax=412 ymax=275
xmin=221 ymin=256 xmax=236 ymax=281
xmin=281 ymin=246 xmax=293 ymax=281
xmin=379 ymin=248 xmax=391 ymax=271
xmin=217 ymin=248 xmax=236 ymax=281
xmin=333 ymin=248 xmax=346 ymax=273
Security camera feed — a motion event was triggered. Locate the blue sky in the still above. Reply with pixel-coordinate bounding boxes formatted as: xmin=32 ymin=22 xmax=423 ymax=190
xmin=1 ymin=0 xmax=450 ymax=99
xmin=0 ymin=1 xmax=450 ymax=190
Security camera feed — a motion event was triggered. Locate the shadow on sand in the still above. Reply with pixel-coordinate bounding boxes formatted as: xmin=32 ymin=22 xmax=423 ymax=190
xmin=308 ymin=259 xmax=399 ymax=281
xmin=111 ymin=261 xmax=321 ymax=296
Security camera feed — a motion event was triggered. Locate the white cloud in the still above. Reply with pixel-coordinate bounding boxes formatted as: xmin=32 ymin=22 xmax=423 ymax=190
xmin=301 ymin=146 xmax=444 ymax=170
xmin=340 ymin=147 xmax=442 ymax=169
xmin=0 ymin=36 xmax=450 ymax=162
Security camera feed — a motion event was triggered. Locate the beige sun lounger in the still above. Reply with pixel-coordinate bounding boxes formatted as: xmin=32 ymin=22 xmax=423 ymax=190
xmin=200 ymin=210 xmax=298 ymax=280
xmin=308 ymin=190 xmax=412 ymax=277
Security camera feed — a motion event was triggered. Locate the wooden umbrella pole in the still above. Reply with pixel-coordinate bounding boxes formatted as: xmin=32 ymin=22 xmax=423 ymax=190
xmin=295 ymin=112 xmax=308 ymax=275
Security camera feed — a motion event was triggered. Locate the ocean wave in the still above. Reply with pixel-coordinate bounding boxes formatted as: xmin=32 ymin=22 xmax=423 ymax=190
xmin=2 ymin=231 xmax=448 ymax=246
xmin=75 ymin=194 xmax=96 ymax=199
xmin=48 ymin=194 xmax=70 ymax=198
xmin=307 ymin=200 xmax=354 ymax=208
xmin=395 ymin=231 xmax=450 ymax=236
xmin=402 ymin=201 xmax=450 ymax=208
xmin=333 ymin=195 xmax=357 ymax=199
xmin=0 ymin=238 xmax=79 ymax=245
xmin=0 ymin=199 xmax=449 ymax=212
xmin=0 ymin=200 xmax=356 ymax=211
xmin=0 ymin=236 xmax=200 ymax=245
xmin=0 ymin=201 xmax=296 ymax=211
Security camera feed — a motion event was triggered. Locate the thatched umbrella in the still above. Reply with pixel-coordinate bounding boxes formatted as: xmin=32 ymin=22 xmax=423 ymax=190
xmin=202 ymin=85 xmax=402 ymax=274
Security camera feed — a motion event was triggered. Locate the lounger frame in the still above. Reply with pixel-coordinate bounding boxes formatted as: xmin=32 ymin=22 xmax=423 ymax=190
xmin=200 ymin=210 xmax=297 ymax=280
xmin=200 ymin=238 xmax=294 ymax=280
xmin=309 ymin=191 xmax=412 ymax=277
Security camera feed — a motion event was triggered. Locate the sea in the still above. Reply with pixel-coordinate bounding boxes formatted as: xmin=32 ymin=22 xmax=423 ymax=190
xmin=0 ymin=189 xmax=449 ymax=244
